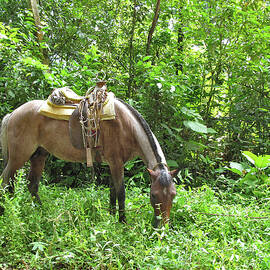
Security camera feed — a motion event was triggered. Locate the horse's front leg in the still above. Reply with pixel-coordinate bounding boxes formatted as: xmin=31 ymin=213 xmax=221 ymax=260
xmin=117 ymin=182 xmax=126 ymax=223
xmin=109 ymin=180 xmax=117 ymax=215
xmin=109 ymin=163 xmax=126 ymax=223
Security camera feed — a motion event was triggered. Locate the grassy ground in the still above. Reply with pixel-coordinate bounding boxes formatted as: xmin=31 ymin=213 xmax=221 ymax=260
xmin=0 ymin=170 xmax=269 ymax=269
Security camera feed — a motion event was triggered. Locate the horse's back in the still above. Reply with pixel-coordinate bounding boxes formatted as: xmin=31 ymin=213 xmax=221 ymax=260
xmin=6 ymin=99 xmax=142 ymax=164
xmin=8 ymin=100 xmax=44 ymax=138
xmin=6 ymin=100 xmax=83 ymax=162
xmin=12 ymin=100 xmax=44 ymax=115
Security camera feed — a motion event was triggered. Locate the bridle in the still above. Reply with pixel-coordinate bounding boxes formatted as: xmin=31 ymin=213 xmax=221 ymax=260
xmin=152 ymin=162 xmax=169 ymax=171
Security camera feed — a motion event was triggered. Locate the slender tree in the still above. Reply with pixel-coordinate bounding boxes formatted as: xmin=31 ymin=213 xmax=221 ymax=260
xmin=127 ymin=0 xmax=137 ymax=98
xmin=146 ymin=0 xmax=161 ymax=55
xmin=176 ymin=3 xmax=184 ymax=75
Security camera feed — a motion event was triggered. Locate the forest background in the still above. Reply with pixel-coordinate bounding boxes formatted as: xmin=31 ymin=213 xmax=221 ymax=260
xmin=0 ymin=0 xmax=269 ymax=269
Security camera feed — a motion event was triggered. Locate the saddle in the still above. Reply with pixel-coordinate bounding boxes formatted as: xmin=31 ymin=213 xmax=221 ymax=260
xmin=39 ymin=82 xmax=116 ymax=167
xmin=48 ymin=86 xmax=84 ymax=105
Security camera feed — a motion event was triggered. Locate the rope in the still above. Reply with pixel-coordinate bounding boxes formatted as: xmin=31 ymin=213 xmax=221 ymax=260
xmin=79 ymin=82 xmax=108 ymax=149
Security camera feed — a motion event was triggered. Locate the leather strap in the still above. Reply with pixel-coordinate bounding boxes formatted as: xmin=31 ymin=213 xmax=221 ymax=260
xmin=152 ymin=162 xmax=169 ymax=171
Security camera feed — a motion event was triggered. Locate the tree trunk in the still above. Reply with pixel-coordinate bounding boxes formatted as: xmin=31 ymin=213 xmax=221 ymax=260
xmin=146 ymin=0 xmax=161 ymax=55
xmin=29 ymin=0 xmax=49 ymax=66
xmin=127 ymin=0 xmax=137 ymax=98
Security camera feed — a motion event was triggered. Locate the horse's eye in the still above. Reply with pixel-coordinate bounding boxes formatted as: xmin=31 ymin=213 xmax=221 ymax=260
xmin=151 ymin=193 xmax=156 ymax=200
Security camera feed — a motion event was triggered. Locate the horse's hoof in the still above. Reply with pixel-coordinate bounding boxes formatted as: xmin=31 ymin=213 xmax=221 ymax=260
xmin=32 ymin=194 xmax=42 ymax=205
xmin=119 ymin=216 xmax=127 ymax=224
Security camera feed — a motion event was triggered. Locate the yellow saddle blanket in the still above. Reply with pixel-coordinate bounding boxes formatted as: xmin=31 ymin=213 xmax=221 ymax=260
xmin=39 ymin=87 xmax=116 ymax=121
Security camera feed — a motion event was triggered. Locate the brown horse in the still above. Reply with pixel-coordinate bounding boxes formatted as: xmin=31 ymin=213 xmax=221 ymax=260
xmin=0 ymin=98 xmax=178 ymax=227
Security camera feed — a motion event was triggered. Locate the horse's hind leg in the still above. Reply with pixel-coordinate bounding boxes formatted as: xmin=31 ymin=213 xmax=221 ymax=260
xmin=28 ymin=147 xmax=48 ymax=204
xmin=0 ymin=158 xmax=27 ymax=214
xmin=0 ymin=163 xmax=17 ymax=215
xmin=1 ymin=164 xmax=15 ymax=193
xmin=1 ymin=144 xmax=42 ymax=193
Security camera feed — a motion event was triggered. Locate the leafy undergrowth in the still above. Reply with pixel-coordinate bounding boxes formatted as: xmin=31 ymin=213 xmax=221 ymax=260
xmin=0 ymin=173 xmax=269 ymax=269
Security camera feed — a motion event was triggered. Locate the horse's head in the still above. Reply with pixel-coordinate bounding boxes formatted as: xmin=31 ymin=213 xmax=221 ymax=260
xmin=147 ymin=166 xmax=179 ymax=227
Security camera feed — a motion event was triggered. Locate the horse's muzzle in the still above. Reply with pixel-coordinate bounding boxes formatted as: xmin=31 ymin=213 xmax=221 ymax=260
xmin=152 ymin=213 xmax=170 ymax=228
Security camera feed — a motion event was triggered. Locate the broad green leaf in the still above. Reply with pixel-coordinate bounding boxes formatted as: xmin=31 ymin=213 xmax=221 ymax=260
xmin=229 ymin=162 xmax=245 ymax=175
xmin=184 ymin=121 xmax=208 ymax=134
xmin=226 ymin=167 xmax=242 ymax=175
xmin=207 ymin=128 xmax=217 ymax=134
xmin=254 ymin=155 xmax=270 ymax=169
xmin=242 ymin=151 xmax=257 ymax=165
xmin=239 ymin=173 xmax=257 ymax=186
xmin=181 ymin=107 xmax=203 ymax=120
xmin=167 ymin=160 xmax=178 ymax=168
xmin=8 ymin=90 xmax=15 ymax=98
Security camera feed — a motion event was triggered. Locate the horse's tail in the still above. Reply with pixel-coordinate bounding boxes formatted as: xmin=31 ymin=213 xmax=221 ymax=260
xmin=0 ymin=113 xmax=11 ymax=167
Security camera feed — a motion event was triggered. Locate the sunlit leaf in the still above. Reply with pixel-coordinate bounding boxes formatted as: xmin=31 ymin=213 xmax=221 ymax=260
xmin=242 ymin=151 xmax=258 ymax=165
xmin=184 ymin=121 xmax=208 ymax=133
xmin=207 ymin=128 xmax=217 ymax=134
xmin=228 ymin=162 xmax=245 ymax=175
xmin=254 ymin=155 xmax=270 ymax=169
xmin=181 ymin=107 xmax=203 ymax=120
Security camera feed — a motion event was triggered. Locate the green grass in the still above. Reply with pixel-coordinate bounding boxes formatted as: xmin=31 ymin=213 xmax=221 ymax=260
xmin=0 ymin=171 xmax=269 ymax=269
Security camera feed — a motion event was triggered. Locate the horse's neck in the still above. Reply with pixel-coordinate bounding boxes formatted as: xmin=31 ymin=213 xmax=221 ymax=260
xmin=138 ymin=131 xmax=167 ymax=170
xmin=117 ymin=100 xmax=167 ymax=170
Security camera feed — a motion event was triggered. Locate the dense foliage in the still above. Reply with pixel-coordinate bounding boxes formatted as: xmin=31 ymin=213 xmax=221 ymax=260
xmin=1 ymin=0 xmax=269 ymax=183
xmin=0 ymin=0 xmax=269 ymax=268
xmin=0 ymin=172 xmax=269 ymax=269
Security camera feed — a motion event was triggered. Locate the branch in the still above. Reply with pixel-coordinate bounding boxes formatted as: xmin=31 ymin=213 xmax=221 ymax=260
xmin=146 ymin=0 xmax=161 ymax=55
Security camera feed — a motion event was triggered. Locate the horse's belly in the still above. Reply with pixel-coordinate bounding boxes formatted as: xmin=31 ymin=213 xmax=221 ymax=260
xmin=45 ymin=144 xmax=86 ymax=163
xmin=38 ymin=117 xmax=87 ymax=163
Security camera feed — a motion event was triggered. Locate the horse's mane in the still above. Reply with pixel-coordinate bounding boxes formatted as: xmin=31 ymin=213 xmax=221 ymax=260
xmin=117 ymin=98 xmax=163 ymax=164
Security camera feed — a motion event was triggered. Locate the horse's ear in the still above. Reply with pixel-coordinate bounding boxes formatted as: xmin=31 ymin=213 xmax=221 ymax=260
xmin=147 ymin=168 xmax=159 ymax=179
xmin=169 ymin=168 xmax=180 ymax=178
